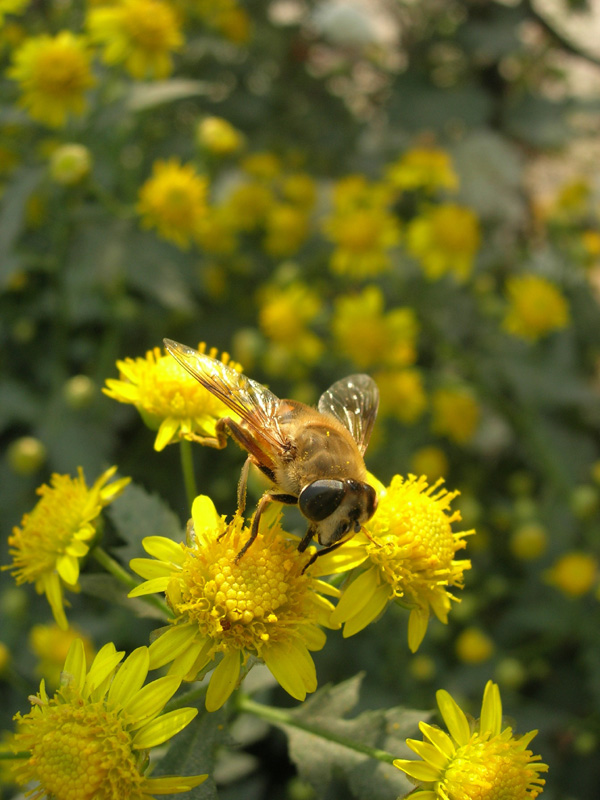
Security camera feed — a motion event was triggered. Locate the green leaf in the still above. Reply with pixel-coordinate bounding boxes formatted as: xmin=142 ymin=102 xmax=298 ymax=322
xmin=107 ymin=483 xmax=184 ymax=564
xmin=271 ymin=675 xmax=427 ymax=800
xmin=152 ymin=704 xmax=229 ymax=800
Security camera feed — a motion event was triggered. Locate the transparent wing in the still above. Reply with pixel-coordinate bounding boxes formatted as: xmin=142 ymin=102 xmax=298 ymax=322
xmin=318 ymin=374 xmax=379 ymax=455
xmin=164 ymin=339 xmax=287 ymax=452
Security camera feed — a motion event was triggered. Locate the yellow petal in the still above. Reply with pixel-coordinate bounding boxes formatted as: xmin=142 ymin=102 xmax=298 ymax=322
xmin=263 ymin=641 xmax=316 ymax=700
xmin=393 ymin=759 xmax=441 ymax=782
xmin=480 ymin=680 xmax=502 ymax=736
xmin=342 ymin=583 xmax=389 ymax=637
xmin=56 ymin=553 xmax=80 ymax=585
xmin=206 ymin=649 xmax=241 ymax=712
xmin=405 ymin=738 xmax=448 ymax=771
xmin=128 ymin=576 xmax=170 ymax=597
xmin=125 ymin=675 xmax=182 ymax=728
xmin=62 ymin=639 xmax=87 ymax=693
xmin=408 ymin=606 xmax=430 ymax=653
xmin=142 ymin=536 xmax=185 ymax=565
xmin=155 ymin=417 xmax=180 ymax=451
xmin=42 ymin=572 xmax=68 ymax=630
xmin=85 ymin=642 xmax=124 ymax=700
xmin=167 ymin=637 xmax=210 ymax=680
xmin=129 ymin=558 xmax=174 ymax=580
xmin=330 ymin=567 xmax=378 ymax=625
xmin=419 ymin=722 xmax=455 ymax=759
xmin=144 ymin=775 xmax=208 ymax=794
xmin=436 ymin=689 xmax=471 ymax=746
xmin=191 ymin=494 xmax=220 ymax=537
xmin=107 ymin=646 xmax=149 ymax=706
xmin=133 ymin=707 xmax=198 ymax=749
xmin=148 ymin=625 xmax=198 ymax=669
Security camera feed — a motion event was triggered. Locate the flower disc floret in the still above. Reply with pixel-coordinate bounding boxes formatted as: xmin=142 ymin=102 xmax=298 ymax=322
xmin=129 ymin=496 xmax=339 ymax=710
xmin=5 ymin=467 xmax=130 ymax=629
xmin=11 ymin=640 xmax=207 ymax=800
xmin=394 ymin=680 xmax=548 ymax=799
xmin=103 ymin=343 xmax=242 ymax=451
xmin=330 ymin=475 xmax=472 ymax=651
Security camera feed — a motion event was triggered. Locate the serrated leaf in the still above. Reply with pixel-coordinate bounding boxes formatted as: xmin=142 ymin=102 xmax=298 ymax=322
xmin=265 ymin=675 xmax=428 ymax=800
xmin=152 ymin=704 xmax=229 ymax=800
xmin=107 ymin=483 xmax=184 ymax=563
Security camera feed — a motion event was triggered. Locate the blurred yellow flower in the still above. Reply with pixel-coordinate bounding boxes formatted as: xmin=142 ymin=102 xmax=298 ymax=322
xmin=196 ymin=115 xmax=244 ymax=155
xmin=87 ymin=0 xmax=183 ymax=79
xmin=7 ymin=435 xmax=46 ymax=476
xmin=330 ymin=475 xmax=472 ymax=652
xmin=195 ymin=204 xmax=239 ymax=255
xmin=386 ymin=146 xmax=458 ymax=194
xmin=49 ymin=143 xmax=92 ymax=185
xmin=11 ymin=640 xmax=207 ymax=799
xmin=332 ymin=286 xmax=418 ymax=370
xmin=503 ymin=274 xmax=570 ymax=342
xmin=395 ymin=680 xmax=548 ymax=799
xmin=431 ymin=387 xmax=480 ymax=444
xmin=137 ymin=158 xmax=208 ymax=248
xmin=407 ymin=203 xmax=481 ymax=281
xmin=455 ymin=626 xmax=494 ymax=664
xmin=264 ymin=203 xmax=310 ymax=257
xmin=224 ymin=180 xmax=274 ymax=230
xmin=8 ymin=32 xmax=95 ymax=127
xmin=241 ymin=151 xmax=281 ymax=180
xmin=324 ymin=206 xmax=401 ymax=277
xmin=259 ymin=281 xmax=322 ymax=345
xmin=582 ymin=229 xmax=600 ymax=257
xmin=281 ymin=172 xmax=317 ymax=212
xmin=331 ymin=174 xmax=392 ymax=213
xmin=510 ymin=522 xmax=548 ymax=561
xmin=5 ymin=467 xmax=130 ymax=630
xmin=29 ymin=623 xmax=96 ymax=688
xmin=544 ymin=551 xmax=597 ymax=598
xmin=410 ymin=446 xmax=449 ymax=482
xmin=0 ymin=0 xmax=28 ymax=24
xmin=103 ymin=343 xmax=241 ymax=451
xmin=374 ymin=368 xmax=427 ymax=424
xmin=188 ymin=0 xmax=252 ymax=43
xmin=129 ymin=495 xmax=340 ymax=710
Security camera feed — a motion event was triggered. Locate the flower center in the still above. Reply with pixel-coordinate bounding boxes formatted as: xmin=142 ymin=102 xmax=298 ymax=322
xmin=123 ymin=1 xmax=178 ymax=50
xmin=172 ymin=529 xmax=310 ymax=654
xmin=138 ymin=357 xmax=225 ymax=418
xmin=441 ymin=735 xmax=546 ymax=800
xmin=34 ymin=47 xmax=88 ymax=96
xmin=16 ymin=699 xmax=144 ymax=800
xmin=337 ymin=211 xmax=382 ymax=251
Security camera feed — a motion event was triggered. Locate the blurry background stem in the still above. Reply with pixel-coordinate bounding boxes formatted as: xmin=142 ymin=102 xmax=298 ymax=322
xmin=180 ymin=439 xmax=198 ymax=509
xmin=91 ymin=546 xmax=171 ymax=619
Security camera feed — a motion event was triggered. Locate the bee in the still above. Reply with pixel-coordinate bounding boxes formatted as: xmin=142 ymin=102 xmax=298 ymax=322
xmin=164 ymin=338 xmax=379 ymax=567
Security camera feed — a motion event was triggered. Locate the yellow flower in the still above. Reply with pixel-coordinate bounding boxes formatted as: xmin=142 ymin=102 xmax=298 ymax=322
xmin=544 ymin=551 xmax=598 ymax=598
xmin=331 ymin=174 xmax=392 ymax=213
xmin=186 ymin=0 xmax=252 ymax=43
xmin=30 ymin=623 xmax=96 ymax=689
xmin=411 ymin=446 xmax=449 ymax=482
xmin=11 ymin=639 xmax=207 ymax=800
xmin=330 ymin=475 xmax=472 ymax=652
xmin=87 ymin=0 xmax=183 ymax=79
xmin=5 ymin=467 xmax=130 ymax=630
xmin=407 ymin=204 xmax=481 ymax=281
xmin=195 ymin=204 xmax=239 ymax=255
xmin=455 ymin=627 xmax=494 ymax=664
xmin=281 ymin=172 xmax=317 ymax=212
xmin=264 ymin=203 xmax=310 ymax=257
xmin=386 ymin=147 xmax=459 ymax=194
xmin=49 ymin=143 xmax=92 ymax=185
xmin=431 ymin=387 xmax=480 ymax=445
xmin=259 ymin=281 xmax=322 ymax=345
xmin=374 ymin=368 xmax=427 ymax=424
xmin=224 ymin=180 xmax=274 ymax=231
xmin=129 ymin=495 xmax=340 ymax=711
xmin=137 ymin=159 xmax=208 ymax=249
xmin=241 ymin=151 xmax=282 ymax=180
xmin=503 ymin=274 xmax=570 ymax=342
xmin=0 ymin=0 xmax=29 ymax=24
xmin=324 ymin=206 xmax=401 ymax=278
xmin=395 ymin=680 xmax=548 ymax=799
xmin=103 ymin=343 xmax=241 ymax=451
xmin=332 ymin=285 xmax=418 ymax=370
xmin=509 ymin=523 xmax=548 ymax=561
xmin=196 ymin=115 xmax=244 ymax=155
xmin=8 ymin=32 xmax=95 ymax=128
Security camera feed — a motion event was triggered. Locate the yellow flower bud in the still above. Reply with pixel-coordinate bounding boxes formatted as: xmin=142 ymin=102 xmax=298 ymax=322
xmin=49 ymin=143 xmax=92 ymax=185
xmin=510 ymin=522 xmax=548 ymax=561
xmin=197 ymin=116 xmax=244 ymax=155
xmin=455 ymin=626 xmax=494 ymax=664
xmin=7 ymin=436 xmax=47 ymax=475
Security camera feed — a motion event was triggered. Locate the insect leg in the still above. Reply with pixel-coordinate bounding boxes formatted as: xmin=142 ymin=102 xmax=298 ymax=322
xmin=237 ymin=456 xmax=251 ymax=515
xmin=297 ymin=525 xmax=317 ymax=553
xmin=234 ymin=492 xmax=272 ymax=562
xmin=300 ymin=537 xmax=350 ymax=574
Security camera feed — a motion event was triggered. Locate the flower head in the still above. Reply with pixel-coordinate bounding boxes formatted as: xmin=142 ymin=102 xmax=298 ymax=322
xmin=196 ymin=116 xmax=244 ymax=155
xmin=374 ymin=368 xmax=427 ymax=424
xmin=503 ymin=274 xmax=570 ymax=341
xmin=544 ymin=551 xmax=597 ymax=597
xmin=129 ymin=495 xmax=340 ymax=711
xmin=8 ymin=32 xmax=95 ymax=127
xmin=137 ymin=159 xmax=208 ymax=249
xmin=386 ymin=147 xmax=459 ymax=194
xmin=395 ymin=680 xmax=548 ymax=799
xmin=104 ymin=343 xmax=241 ymax=451
xmin=30 ymin=623 xmax=96 ymax=689
xmin=330 ymin=475 xmax=472 ymax=652
xmin=264 ymin=203 xmax=311 ymax=257
xmin=431 ymin=387 xmax=480 ymax=445
xmin=332 ymin=285 xmax=419 ymax=370
xmin=87 ymin=0 xmax=183 ymax=79
xmin=407 ymin=204 xmax=480 ymax=281
xmin=0 ymin=0 xmax=29 ymax=24
xmin=324 ymin=207 xmax=401 ymax=278
xmin=11 ymin=639 xmax=207 ymax=800
xmin=5 ymin=467 xmax=130 ymax=629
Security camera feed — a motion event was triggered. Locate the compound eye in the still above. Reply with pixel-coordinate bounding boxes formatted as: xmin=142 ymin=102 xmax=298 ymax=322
xmin=299 ymin=480 xmax=346 ymax=522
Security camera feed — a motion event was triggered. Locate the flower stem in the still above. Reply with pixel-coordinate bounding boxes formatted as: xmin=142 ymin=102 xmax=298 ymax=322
xmin=91 ymin=546 xmax=171 ymax=618
xmin=180 ymin=439 xmax=198 ymax=510
xmin=236 ymin=695 xmax=397 ymax=765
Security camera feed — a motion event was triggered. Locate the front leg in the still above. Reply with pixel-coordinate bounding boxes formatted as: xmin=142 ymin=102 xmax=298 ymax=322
xmin=300 ymin=536 xmax=350 ymax=574
xmin=235 ymin=491 xmax=298 ymax=562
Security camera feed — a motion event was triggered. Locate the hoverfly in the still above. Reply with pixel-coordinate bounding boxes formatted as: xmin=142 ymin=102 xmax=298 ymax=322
xmin=164 ymin=339 xmax=379 ymax=566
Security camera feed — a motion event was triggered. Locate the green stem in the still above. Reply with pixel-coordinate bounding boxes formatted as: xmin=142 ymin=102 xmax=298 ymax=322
xmin=0 ymin=751 xmax=29 ymax=760
xmin=91 ymin=546 xmax=171 ymax=619
xmin=180 ymin=439 xmax=198 ymax=510
xmin=236 ymin=695 xmax=397 ymax=765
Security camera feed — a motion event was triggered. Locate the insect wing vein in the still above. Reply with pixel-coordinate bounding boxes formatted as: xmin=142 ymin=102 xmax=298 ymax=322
xmin=317 ymin=374 xmax=379 ymax=454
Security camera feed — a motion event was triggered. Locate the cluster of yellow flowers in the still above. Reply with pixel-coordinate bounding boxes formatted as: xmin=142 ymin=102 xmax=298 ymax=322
xmin=2 ymin=342 xmax=550 ymax=799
